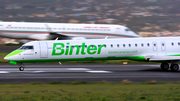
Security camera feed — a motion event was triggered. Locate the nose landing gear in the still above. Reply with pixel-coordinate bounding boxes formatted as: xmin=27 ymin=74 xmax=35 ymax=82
xmin=18 ymin=63 xmax=25 ymax=71
xmin=19 ymin=66 xmax=24 ymax=71
xmin=160 ymin=62 xmax=179 ymax=71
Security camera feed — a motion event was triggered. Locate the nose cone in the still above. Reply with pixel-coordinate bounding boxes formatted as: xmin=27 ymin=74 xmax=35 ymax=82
xmin=4 ymin=56 xmax=10 ymax=60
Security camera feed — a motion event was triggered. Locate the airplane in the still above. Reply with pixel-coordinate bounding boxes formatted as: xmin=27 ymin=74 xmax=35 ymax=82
xmin=0 ymin=22 xmax=138 ymax=40
xmin=4 ymin=37 xmax=180 ymax=71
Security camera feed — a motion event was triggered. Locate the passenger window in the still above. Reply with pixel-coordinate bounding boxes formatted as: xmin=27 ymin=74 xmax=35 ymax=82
xmin=135 ymin=44 xmax=137 ymax=47
xmin=147 ymin=43 xmax=150 ymax=47
xmin=111 ymin=44 xmax=113 ymax=48
xmin=178 ymin=42 xmax=180 ymax=46
xmin=141 ymin=43 xmax=144 ymax=47
xmin=129 ymin=44 xmax=131 ymax=47
xmin=123 ymin=44 xmax=125 ymax=47
xmin=172 ymin=42 xmax=174 ymax=46
xmin=162 ymin=43 xmax=165 ymax=46
xmin=117 ymin=44 xmax=119 ymax=47
xmin=104 ymin=45 xmax=107 ymax=48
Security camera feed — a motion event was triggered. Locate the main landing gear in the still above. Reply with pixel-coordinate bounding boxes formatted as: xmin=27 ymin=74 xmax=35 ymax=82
xmin=160 ymin=62 xmax=179 ymax=71
xmin=18 ymin=63 xmax=25 ymax=71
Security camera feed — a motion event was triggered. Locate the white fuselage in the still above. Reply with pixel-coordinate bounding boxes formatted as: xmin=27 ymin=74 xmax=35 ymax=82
xmin=0 ymin=22 xmax=138 ymax=40
xmin=4 ymin=37 xmax=180 ymax=63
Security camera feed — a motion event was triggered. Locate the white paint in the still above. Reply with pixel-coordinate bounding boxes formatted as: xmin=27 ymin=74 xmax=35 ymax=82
xmin=0 ymin=22 xmax=138 ymax=40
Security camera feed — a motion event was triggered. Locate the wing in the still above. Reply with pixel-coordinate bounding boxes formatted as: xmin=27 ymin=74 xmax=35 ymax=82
xmin=48 ymin=32 xmax=69 ymax=40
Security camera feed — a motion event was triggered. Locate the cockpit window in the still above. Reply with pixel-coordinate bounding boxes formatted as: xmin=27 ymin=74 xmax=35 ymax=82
xmin=125 ymin=28 xmax=131 ymax=31
xmin=19 ymin=46 xmax=34 ymax=50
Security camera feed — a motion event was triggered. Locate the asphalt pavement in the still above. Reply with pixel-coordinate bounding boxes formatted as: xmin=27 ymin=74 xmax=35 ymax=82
xmin=0 ymin=64 xmax=179 ymax=83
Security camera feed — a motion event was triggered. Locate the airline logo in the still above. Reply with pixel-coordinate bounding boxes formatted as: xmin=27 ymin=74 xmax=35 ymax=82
xmin=52 ymin=43 xmax=105 ymax=55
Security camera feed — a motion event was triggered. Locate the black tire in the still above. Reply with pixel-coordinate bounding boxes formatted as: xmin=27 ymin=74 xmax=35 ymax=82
xmin=170 ymin=64 xmax=179 ymax=71
xmin=160 ymin=63 xmax=169 ymax=70
xmin=19 ymin=66 xmax=24 ymax=71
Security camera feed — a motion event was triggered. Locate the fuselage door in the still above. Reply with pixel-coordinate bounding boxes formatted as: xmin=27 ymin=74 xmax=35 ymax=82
xmin=39 ymin=41 xmax=48 ymax=58
xmin=161 ymin=41 xmax=166 ymax=51
xmin=153 ymin=42 xmax=157 ymax=51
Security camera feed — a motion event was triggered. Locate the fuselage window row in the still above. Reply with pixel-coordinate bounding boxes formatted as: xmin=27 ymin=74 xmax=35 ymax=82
xmin=6 ymin=27 xmax=111 ymax=31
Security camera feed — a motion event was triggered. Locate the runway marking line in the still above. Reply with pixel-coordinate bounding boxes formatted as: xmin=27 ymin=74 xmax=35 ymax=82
xmin=86 ymin=71 xmax=112 ymax=73
xmin=0 ymin=71 xmax=9 ymax=73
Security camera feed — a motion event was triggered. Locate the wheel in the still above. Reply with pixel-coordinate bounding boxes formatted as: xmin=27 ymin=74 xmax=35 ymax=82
xmin=170 ymin=64 xmax=179 ymax=71
xmin=19 ymin=66 xmax=24 ymax=71
xmin=160 ymin=63 xmax=169 ymax=70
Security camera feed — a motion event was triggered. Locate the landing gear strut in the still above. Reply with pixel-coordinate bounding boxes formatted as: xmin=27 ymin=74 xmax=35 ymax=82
xmin=18 ymin=63 xmax=25 ymax=71
xmin=160 ymin=63 xmax=179 ymax=71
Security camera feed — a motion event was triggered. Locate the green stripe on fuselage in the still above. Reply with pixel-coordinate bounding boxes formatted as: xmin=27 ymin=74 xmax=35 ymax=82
xmin=12 ymin=56 xmax=145 ymax=63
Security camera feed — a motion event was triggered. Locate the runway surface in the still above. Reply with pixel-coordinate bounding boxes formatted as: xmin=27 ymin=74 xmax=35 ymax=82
xmin=0 ymin=64 xmax=180 ymax=83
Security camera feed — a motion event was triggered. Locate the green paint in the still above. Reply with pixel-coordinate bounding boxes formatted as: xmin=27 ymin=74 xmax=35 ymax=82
xmin=97 ymin=45 xmax=105 ymax=54
xmin=52 ymin=43 xmax=64 ymax=55
xmin=9 ymin=61 xmax=17 ymax=65
xmin=87 ymin=45 xmax=97 ymax=55
xmin=52 ymin=43 xmax=105 ymax=56
xmin=167 ymin=54 xmax=180 ymax=56
xmin=4 ymin=50 xmax=24 ymax=58
xmin=65 ymin=43 xmax=69 ymax=55
xmin=81 ymin=43 xmax=86 ymax=55
xmin=12 ymin=56 xmax=146 ymax=63
xmin=74 ymin=45 xmax=80 ymax=55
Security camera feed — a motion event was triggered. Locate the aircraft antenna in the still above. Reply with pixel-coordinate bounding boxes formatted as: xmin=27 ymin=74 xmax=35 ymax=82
xmin=55 ymin=37 xmax=59 ymax=40
xmin=105 ymin=36 xmax=108 ymax=39
xmin=59 ymin=62 xmax=62 ymax=65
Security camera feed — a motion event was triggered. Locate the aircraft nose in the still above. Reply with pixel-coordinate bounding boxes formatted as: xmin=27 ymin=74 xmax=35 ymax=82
xmin=4 ymin=56 xmax=10 ymax=60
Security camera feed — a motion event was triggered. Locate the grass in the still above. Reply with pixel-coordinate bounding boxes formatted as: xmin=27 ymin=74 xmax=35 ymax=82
xmin=0 ymin=52 xmax=10 ymax=63
xmin=0 ymin=82 xmax=179 ymax=101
